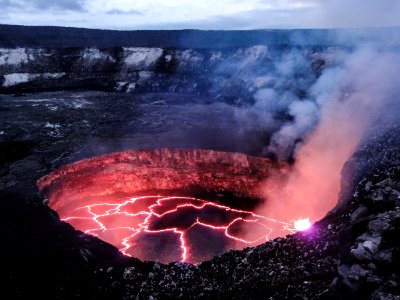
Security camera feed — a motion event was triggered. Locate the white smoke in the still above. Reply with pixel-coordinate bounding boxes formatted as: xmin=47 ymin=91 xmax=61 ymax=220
xmin=257 ymin=43 xmax=400 ymax=228
xmin=266 ymin=99 xmax=319 ymax=160
xmin=225 ymin=46 xmax=333 ymax=156
xmin=218 ymin=32 xmax=400 ymax=244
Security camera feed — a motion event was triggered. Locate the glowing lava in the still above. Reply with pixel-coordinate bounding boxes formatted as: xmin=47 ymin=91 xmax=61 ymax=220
xmin=293 ymin=218 xmax=312 ymax=231
xmin=38 ymin=149 xmax=299 ymax=264
xmin=61 ymin=195 xmax=302 ymax=264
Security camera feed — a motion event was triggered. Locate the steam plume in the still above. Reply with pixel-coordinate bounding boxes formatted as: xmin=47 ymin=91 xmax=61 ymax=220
xmin=258 ymin=43 xmax=400 ymax=228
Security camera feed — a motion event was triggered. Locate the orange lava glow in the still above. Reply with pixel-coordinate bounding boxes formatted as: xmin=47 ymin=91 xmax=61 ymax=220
xmin=293 ymin=218 xmax=312 ymax=231
xmin=38 ymin=149 xmax=304 ymax=264
xmin=61 ymin=195 xmax=301 ymax=264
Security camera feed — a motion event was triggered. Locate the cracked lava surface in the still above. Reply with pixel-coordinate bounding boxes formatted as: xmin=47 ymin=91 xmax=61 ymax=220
xmin=38 ymin=149 xmax=306 ymax=264
xmin=61 ymin=195 xmax=300 ymax=264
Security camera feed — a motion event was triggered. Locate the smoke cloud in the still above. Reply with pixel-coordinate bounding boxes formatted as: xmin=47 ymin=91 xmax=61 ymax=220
xmin=219 ymin=33 xmax=400 ymax=243
xmin=255 ymin=43 xmax=400 ymax=232
xmin=218 ymin=46 xmax=329 ymax=158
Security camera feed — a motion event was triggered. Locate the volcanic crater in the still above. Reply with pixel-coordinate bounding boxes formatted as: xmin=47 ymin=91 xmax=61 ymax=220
xmin=38 ymin=148 xmax=292 ymax=264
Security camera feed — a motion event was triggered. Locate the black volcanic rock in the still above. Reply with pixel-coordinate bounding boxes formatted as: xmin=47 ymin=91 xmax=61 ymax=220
xmin=331 ymin=127 xmax=400 ymax=299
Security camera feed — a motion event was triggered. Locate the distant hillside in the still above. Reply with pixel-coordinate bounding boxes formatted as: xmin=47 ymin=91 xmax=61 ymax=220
xmin=1 ymin=24 xmax=399 ymax=48
xmin=0 ymin=24 xmax=311 ymax=48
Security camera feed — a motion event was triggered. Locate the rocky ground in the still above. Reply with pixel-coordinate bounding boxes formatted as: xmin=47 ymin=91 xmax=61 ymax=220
xmin=0 ymin=90 xmax=399 ymax=299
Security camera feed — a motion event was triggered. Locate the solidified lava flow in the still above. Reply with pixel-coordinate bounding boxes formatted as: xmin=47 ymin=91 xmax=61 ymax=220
xmin=38 ymin=149 xmax=297 ymax=264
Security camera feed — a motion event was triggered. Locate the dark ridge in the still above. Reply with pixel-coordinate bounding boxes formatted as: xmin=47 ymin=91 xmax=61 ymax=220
xmin=1 ymin=24 xmax=399 ymax=48
xmin=0 ymin=24 xmax=318 ymax=48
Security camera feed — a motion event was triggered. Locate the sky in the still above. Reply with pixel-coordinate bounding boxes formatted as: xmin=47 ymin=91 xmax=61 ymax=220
xmin=0 ymin=0 xmax=399 ymax=30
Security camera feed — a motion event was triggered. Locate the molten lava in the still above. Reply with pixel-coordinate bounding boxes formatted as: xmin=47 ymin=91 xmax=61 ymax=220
xmin=293 ymin=218 xmax=312 ymax=231
xmin=38 ymin=149 xmax=301 ymax=264
xmin=61 ymin=195 xmax=299 ymax=264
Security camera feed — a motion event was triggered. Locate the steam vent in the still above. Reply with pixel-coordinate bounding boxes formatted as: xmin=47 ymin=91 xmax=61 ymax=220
xmin=38 ymin=149 xmax=290 ymax=264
